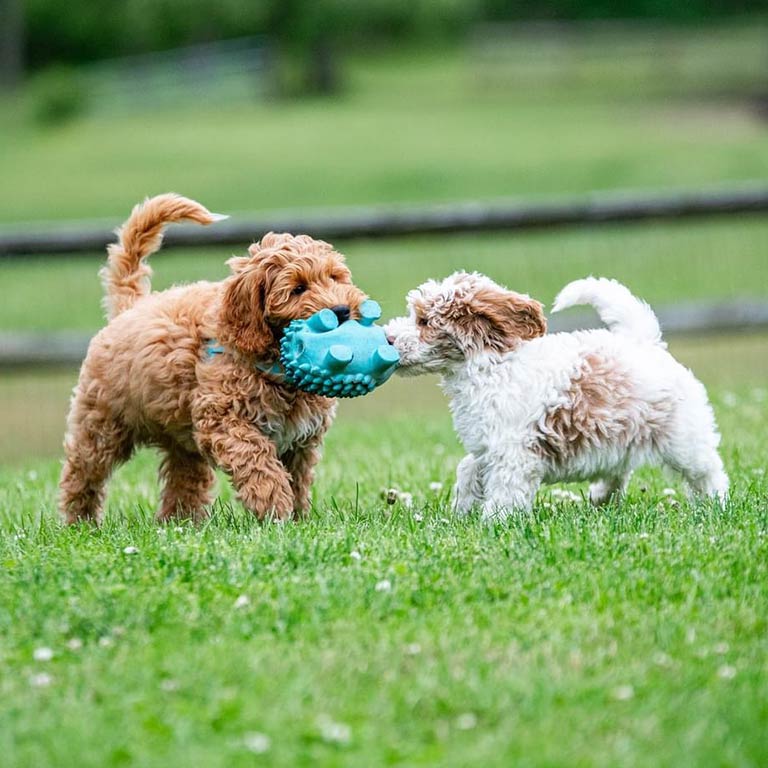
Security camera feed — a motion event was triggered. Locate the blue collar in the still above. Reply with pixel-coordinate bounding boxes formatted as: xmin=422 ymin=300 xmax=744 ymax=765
xmin=203 ymin=340 xmax=285 ymax=381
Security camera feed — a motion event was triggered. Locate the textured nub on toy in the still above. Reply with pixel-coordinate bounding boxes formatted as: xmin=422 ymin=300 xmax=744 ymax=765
xmin=280 ymin=299 xmax=399 ymax=397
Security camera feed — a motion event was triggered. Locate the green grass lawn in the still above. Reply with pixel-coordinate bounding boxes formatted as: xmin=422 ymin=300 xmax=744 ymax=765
xmin=2 ymin=40 xmax=768 ymax=766
xmin=1 ymin=46 xmax=768 ymax=227
xmin=1 ymin=387 xmax=766 ymax=767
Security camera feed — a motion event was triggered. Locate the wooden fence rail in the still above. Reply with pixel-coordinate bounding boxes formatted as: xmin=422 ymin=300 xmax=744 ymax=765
xmin=2 ymin=299 xmax=767 ymax=368
xmin=3 ymin=186 xmax=768 ymax=258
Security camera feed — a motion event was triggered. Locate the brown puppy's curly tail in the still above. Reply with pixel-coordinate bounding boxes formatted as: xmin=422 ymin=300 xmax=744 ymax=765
xmin=100 ymin=193 xmax=227 ymax=320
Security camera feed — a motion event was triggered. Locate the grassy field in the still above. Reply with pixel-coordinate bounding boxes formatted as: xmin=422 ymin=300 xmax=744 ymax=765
xmin=1 ymin=388 xmax=766 ymax=767
xmin=1 ymin=46 xmax=768 ymax=227
xmin=1 ymin=38 xmax=768 ymax=766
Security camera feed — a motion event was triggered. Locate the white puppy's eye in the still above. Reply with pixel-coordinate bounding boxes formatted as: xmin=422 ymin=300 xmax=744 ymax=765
xmin=417 ymin=317 xmax=428 ymax=327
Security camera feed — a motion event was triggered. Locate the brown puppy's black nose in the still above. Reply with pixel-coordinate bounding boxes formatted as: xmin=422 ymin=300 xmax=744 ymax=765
xmin=331 ymin=305 xmax=351 ymax=323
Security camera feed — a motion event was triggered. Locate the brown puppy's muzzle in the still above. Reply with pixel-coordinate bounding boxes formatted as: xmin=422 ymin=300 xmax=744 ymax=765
xmin=313 ymin=284 xmax=366 ymax=321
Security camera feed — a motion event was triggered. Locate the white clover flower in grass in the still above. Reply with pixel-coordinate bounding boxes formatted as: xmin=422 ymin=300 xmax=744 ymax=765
xmin=413 ymin=513 xmax=424 ymax=523
xmin=404 ymin=643 xmax=422 ymax=656
xmin=242 ymin=732 xmax=271 ymax=754
xmin=160 ymin=679 xmax=180 ymax=693
xmin=381 ymin=487 xmax=414 ymax=508
xmin=717 ymin=665 xmax=737 ymax=680
xmin=612 ymin=685 xmax=635 ymax=701
xmin=66 ymin=638 xmax=83 ymax=651
xmin=382 ymin=488 xmax=398 ymax=505
xmin=33 ymin=647 xmax=54 ymax=662
xmin=122 ymin=546 xmax=139 ymax=555
xmin=317 ymin=715 xmax=351 ymax=745
xmin=429 ymin=482 xmax=443 ymax=492
xmin=375 ymin=579 xmax=392 ymax=592
xmin=455 ymin=713 xmax=477 ymax=730
xmin=714 ymin=642 xmax=729 ymax=655
xmin=662 ymin=488 xmax=677 ymax=497
xmin=551 ymin=488 xmax=581 ymax=502
xmin=722 ymin=391 xmax=738 ymax=407
xmin=233 ymin=595 xmax=250 ymax=609
xmin=349 ymin=550 xmax=362 ymax=561
xmin=30 ymin=673 xmax=53 ymax=688
xmin=98 ymin=636 xmax=114 ymax=648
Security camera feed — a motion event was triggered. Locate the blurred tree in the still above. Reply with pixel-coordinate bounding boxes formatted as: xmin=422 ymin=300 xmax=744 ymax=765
xmin=18 ymin=0 xmax=768 ymax=84
xmin=1 ymin=0 xmax=24 ymax=90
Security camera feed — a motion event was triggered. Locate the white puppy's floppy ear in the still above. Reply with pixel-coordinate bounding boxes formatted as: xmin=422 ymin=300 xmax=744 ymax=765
xmin=468 ymin=287 xmax=547 ymax=352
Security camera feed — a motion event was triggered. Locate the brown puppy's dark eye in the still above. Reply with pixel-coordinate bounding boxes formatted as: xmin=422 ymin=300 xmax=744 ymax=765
xmin=292 ymin=285 xmax=308 ymax=296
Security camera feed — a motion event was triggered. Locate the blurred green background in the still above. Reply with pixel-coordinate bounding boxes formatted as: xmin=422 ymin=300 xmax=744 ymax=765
xmin=1 ymin=1 xmax=768 ymax=464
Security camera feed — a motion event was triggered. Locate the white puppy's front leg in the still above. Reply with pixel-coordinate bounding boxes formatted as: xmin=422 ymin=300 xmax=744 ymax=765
xmin=480 ymin=456 xmax=541 ymax=522
xmin=453 ymin=453 xmax=483 ymax=516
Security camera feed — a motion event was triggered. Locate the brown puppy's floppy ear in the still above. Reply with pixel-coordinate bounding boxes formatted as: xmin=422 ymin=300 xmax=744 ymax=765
xmin=219 ymin=256 xmax=274 ymax=357
xmin=469 ymin=287 xmax=547 ymax=352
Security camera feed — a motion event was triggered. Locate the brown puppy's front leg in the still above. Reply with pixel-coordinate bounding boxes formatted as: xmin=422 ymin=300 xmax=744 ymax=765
xmin=197 ymin=415 xmax=294 ymax=521
xmin=281 ymin=435 xmax=326 ymax=518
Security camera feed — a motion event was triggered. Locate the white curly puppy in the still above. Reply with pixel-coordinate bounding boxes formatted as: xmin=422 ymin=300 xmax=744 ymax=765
xmin=385 ymin=273 xmax=728 ymax=520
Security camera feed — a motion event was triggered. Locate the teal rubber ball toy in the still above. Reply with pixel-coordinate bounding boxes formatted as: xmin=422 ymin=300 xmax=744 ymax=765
xmin=280 ymin=299 xmax=400 ymax=398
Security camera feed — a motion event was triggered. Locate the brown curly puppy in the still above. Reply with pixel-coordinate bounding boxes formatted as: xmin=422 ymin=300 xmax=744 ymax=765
xmin=59 ymin=193 xmax=366 ymax=524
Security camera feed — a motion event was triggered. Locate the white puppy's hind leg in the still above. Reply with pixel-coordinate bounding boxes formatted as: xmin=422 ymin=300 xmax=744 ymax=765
xmin=453 ymin=453 xmax=483 ymax=516
xmin=662 ymin=389 xmax=729 ymax=504
xmin=680 ymin=456 xmax=729 ymax=504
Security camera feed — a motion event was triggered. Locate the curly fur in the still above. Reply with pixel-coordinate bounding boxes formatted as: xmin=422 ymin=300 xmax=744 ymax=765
xmin=385 ymin=272 xmax=728 ymax=520
xmin=60 ymin=194 xmax=366 ymax=524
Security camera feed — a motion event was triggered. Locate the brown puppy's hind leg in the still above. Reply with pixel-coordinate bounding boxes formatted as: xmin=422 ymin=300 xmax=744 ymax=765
xmin=157 ymin=446 xmax=216 ymax=523
xmin=59 ymin=414 xmax=133 ymax=524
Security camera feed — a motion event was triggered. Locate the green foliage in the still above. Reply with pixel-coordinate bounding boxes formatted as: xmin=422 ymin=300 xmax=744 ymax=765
xmin=482 ymin=0 xmax=768 ymax=22
xmin=23 ymin=0 xmax=479 ymax=70
xmin=24 ymin=0 xmax=768 ymax=71
xmin=25 ymin=66 xmax=88 ymax=127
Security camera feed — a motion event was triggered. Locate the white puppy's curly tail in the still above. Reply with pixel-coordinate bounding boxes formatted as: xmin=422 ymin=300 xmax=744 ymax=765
xmin=552 ymin=277 xmax=664 ymax=346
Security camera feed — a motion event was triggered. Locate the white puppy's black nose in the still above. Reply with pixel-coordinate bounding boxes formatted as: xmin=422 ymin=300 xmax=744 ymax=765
xmin=331 ymin=305 xmax=351 ymax=323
